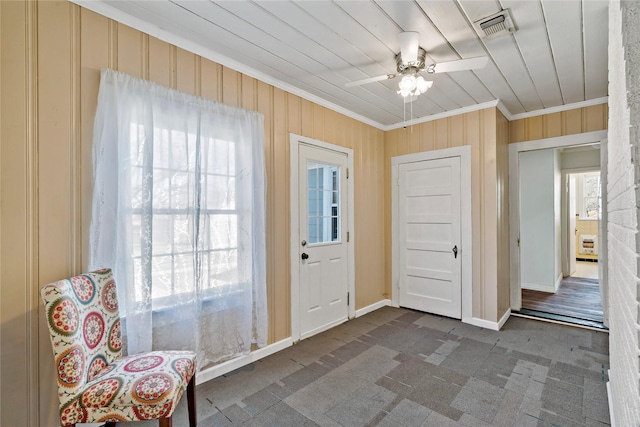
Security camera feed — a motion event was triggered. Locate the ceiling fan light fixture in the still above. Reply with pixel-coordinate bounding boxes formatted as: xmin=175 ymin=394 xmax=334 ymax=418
xmin=397 ymin=74 xmax=432 ymax=98
xmin=415 ymin=76 xmax=432 ymax=93
xmin=399 ymin=74 xmax=416 ymax=91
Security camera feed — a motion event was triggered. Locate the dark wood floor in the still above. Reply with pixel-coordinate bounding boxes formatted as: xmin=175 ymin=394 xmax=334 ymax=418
xmin=521 ymin=276 xmax=603 ymax=323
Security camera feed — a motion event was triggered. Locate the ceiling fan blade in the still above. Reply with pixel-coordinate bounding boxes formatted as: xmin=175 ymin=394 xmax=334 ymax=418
xmin=344 ymin=73 xmax=397 ymax=87
xmin=430 ymin=56 xmax=489 ymax=73
xmin=398 ymin=31 xmax=419 ymax=64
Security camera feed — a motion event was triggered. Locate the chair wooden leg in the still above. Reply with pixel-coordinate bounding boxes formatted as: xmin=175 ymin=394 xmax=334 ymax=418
xmin=159 ymin=416 xmax=172 ymax=427
xmin=187 ymin=376 xmax=197 ymax=427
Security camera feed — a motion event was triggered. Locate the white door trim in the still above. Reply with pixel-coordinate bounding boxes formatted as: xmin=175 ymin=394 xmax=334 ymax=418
xmin=509 ymin=130 xmax=607 ymax=311
xmin=391 ymin=146 xmax=472 ymax=324
xmin=290 ymin=134 xmax=355 ymax=342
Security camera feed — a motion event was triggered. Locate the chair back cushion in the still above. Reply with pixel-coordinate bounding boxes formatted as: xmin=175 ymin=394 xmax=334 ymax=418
xmin=40 ymin=269 xmax=122 ymax=405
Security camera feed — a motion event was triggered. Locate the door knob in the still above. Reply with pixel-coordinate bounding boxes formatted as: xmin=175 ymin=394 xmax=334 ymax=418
xmin=452 ymin=245 xmax=458 ymax=259
xmin=301 ymin=253 xmax=309 ymax=260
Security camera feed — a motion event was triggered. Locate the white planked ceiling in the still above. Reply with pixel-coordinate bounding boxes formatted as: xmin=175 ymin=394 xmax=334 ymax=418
xmin=80 ymin=0 xmax=609 ymax=129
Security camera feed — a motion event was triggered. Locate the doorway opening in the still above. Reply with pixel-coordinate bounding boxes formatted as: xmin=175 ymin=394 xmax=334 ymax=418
xmin=509 ymin=131 xmax=608 ymax=330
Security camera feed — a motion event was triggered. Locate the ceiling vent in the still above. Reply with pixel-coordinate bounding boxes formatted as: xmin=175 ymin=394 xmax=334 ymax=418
xmin=473 ymin=9 xmax=516 ymax=39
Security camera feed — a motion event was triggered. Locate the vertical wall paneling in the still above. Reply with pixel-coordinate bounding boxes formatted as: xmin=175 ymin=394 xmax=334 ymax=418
xmin=222 ymin=66 xmax=240 ymax=107
xmin=584 ymin=103 xmax=606 ymax=132
xmin=256 ymin=80 xmax=275 ymax=342
xmin=148 ymin=36 xmax=171 ymax=87
xmin=383 ymin=130 xmax=397 ymax=297
xmin=141 ymin=33 xmax=149 ymax=80
xmin=435 ymin=119 xmax=448 ymax=150
xmin=509 ymin=104 xmax=608 ymax=143
xmin=300 ymin=98 xmax=313 ymax=137
xmin=176 ymin=48 xmax=196 ymax=95
xmin=542 ymin=112 xmax=562 ymax=139
xmin=421 ymin=121 xmax=435 ymax=152
xmin=241 ymin=74 xmax=256 ymax=111
xmin=1 ymin=1 xmax=40 ymax=425
xmin=108 ymin=19 xmax=117 ymax=69
xmin=450 ymin=114 xmax=464 ymax=148
xmin=26 ymin=1 xmax=40 ymax=424
xmin=562 ymin=108 xmax=583 ymax=135
xmin=525 ymin=115 xmax=543 ymax=141
xmin=80 ymin=7 xmax=108 ymax=272
xmin=272 ymin=87 xmax=288 ymax=340
xmin=312 ymin=103 xmax=324 ymax=141
xmin=194 ymin=57 xmax=201 ymax=96
xmin=117 ymin=23 xmax=142 ymax=78
xmin=199 ymin=59 xmax=218 ymax=102
xmin=38 ymin=1 xmax=75 ymax=423
xmin=71 ymin=4 xmax=82 ymax=276
xmin=407 ymin=122 xmax=420 ymax=153
xmin=466 ymin=110 xmax=483 ymax=318
xmin=0 ymin=0 xmax=3 ymax=415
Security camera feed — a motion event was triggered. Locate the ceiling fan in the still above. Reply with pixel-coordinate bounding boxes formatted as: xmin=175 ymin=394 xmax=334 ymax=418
xmin=345 ymin=32 xmax=488 ymax=99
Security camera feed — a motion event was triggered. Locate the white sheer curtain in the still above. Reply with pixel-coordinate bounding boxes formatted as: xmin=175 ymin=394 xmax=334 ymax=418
xmin=89 ymin=68 xmax=267 ymax=369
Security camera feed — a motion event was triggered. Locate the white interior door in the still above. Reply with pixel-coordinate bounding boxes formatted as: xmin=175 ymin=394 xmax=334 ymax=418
xmin=298 ymin=144 xmax=349 ymax=339
xmin=398 ymin=157 xmax=462 ymax=319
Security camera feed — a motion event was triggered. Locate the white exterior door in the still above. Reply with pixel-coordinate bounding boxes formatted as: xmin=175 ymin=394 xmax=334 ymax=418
xmin=298 ymin=144 xmax=349 ymax=339
xmin=398 ymin=157 xmax=462 ymax=319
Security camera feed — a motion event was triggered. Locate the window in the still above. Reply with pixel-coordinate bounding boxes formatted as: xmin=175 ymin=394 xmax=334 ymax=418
xmin=90 ymin=69 xmax=267 ymax=363
xmin=307 ymin=162 xmax=340 ymax=244
xmin=129 ymin=124 xmax=240 ymax=305
xmin=582 ymin=172 xmax=601 ymax=219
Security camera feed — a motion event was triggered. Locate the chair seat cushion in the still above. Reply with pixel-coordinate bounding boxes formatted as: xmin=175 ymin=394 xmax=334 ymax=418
xmin=63 ymin=350 xmax=196 ymax=423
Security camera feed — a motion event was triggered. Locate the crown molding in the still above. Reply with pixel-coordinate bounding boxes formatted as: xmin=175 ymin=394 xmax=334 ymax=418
xmin=506 ymin=97 xmax=609 ymax=121
xmin=383 ymin=100 xmax=500 ymax=131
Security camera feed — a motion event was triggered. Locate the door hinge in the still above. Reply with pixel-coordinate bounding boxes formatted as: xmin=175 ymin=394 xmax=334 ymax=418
xmin=347 ymin=231 xmax=350 ymax=242
xmin=346 ymin=168 xmax=349 ymax=179
xmin=347 ymin=292 xmax=350 ymax=306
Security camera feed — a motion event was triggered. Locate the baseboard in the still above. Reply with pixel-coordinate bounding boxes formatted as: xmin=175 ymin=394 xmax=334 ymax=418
xmin=607 ymin=370 xmax=616 ymax=427
xmin=497 ymin=308 xmax=511 ymax=329
xmin=356 ymin=299 xmax=392 ymax=317
xmin=196 ymin=337 xmax=294 ymax=385
xmin=462 ymin=312 xmax=502 ymax=331
xmin=522 ymin=282 xmax=557 ymax=293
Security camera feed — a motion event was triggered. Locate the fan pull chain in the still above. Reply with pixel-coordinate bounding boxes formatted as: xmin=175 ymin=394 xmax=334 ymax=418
xmin=403 ymin=98 xmax=407 ymax=129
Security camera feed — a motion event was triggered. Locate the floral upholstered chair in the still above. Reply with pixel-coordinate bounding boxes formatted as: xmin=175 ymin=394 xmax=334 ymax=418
xmin=40 ymin=268 xmax=197 ymax=427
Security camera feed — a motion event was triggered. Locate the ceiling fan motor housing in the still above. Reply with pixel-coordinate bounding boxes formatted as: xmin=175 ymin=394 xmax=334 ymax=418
xmin=396 ymin=47 xmax=427 ymax=74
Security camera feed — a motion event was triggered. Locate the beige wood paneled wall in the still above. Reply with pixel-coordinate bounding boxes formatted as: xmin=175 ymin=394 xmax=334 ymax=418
xmin=384 ymin=108 xmax=508 ymax=323
xmin=510 ymin=103 xmax=608 ymax=143
xmin=0 ymin=2 xmax=385 ymax=425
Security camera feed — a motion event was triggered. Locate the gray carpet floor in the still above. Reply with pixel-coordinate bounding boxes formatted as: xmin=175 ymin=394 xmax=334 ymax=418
xmin=165 ymin=306 xmax=610 ymax=426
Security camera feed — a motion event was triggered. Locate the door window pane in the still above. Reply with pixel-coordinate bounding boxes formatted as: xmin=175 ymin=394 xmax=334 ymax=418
xmin=307 ymin=161 xmax=340 ymax=244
